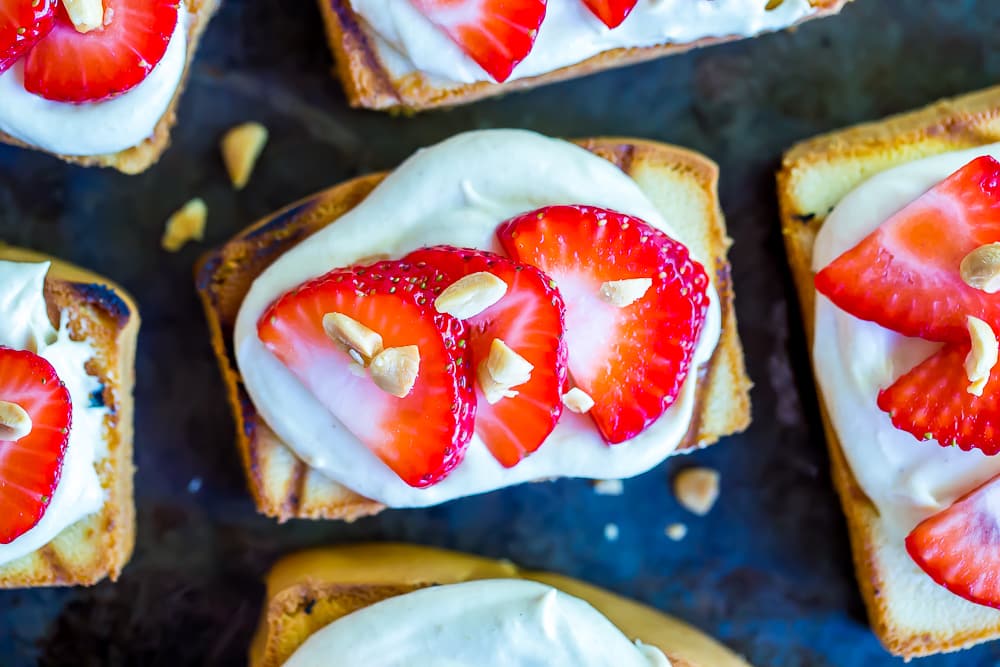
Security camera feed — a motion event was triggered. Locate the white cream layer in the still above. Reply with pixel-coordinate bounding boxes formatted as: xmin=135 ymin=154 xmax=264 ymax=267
xmin=0 ymin=10 xmax=189 ymax=156
xmin=812 ymin=142 xmax=1000 ymax=539
xmin=0 ymin=261 xmax=106 ymax=566
xmin=234 ymin=129 xmax=721 ymax=508
xmin=351 ymin=0 xmax=815 ymax=85
xmin=282 ymin=579 xmax=670 ymax=667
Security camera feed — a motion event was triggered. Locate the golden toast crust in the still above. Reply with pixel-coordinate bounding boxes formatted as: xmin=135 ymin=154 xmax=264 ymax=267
xmin=196 ymin=137 xmax=752 ymax=522
xmin=250 ymin=543 xmax=752 ymax=667
xmin=778 ymin=85 xmax=1000 ymax=658
xmin=319 ymin=0 xmax=850 ymax=112
xmin=0 ymin=0 xmax=219 ymax=174
xmin=0 ymin=246 xmax=139 ymax=588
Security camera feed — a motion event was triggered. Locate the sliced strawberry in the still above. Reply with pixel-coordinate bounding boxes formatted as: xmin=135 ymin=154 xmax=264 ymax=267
xmin=876 ymin=343 xmax=1000 ymax=454
xmin=0 ymin=0 xmax=55 ymax=74
xmin=24 ymin=0 xmax=178 ymax=103
xmin=409 ymin=0 xmax=546 ymax=83
xmin=906 ymin=473 xmax=1000 ymax=609
xmin=498 ymin=205 xmax=710 ymax=444
xmin=257 ymin=260 xmax=476 ymax=488
xmin=0 ymin=347 xmax=71 ymax=545
xmin=404 ymin=246 xmax=567 ymax=468
xmin=815 ymin=156 xmax=1000 ymax=343
xmin=581 ymin=0 xmax=637 ymax=29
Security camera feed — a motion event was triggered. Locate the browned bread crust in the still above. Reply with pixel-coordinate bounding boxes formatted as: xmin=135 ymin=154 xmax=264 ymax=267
xmin=196 ymin=137 xmax=752 ymax=522
xmin=0 ymin=0 xmax=219 ymax=174
xmin=0 ymin=246 xmax=139 ymax=588
xmin=249 ymin=543 xmax=752 ymax=667
xmin=319 ymin=0 xmax=850 ymax=112
xmin=778 ymin=85 xmax=1000 ymax=658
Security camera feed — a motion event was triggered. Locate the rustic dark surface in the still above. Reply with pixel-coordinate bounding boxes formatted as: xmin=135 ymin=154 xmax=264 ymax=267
xmin=0 ymin=1 xmax=999 ymax=665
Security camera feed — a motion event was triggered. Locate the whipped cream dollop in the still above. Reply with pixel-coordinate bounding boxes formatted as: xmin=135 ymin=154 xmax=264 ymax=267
xmin=0 ymin=9 xmax=189 ymax=156
xmin=235 ymin=129 xmax=721 ymax=508
xmin=812 ymin=142 xmax=1000 ymax=538
xmin=282 ymin=579 xmax=670 ymax=667
xmin=0 ymin=261 xmax=106 ymax=566
xmin=351 ymin=0 xmax=815 ymax=85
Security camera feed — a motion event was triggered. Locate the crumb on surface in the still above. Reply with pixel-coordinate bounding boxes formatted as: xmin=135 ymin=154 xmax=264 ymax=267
xmin=162 ymin=198 xmax=207 ymax=252
xmin=603 ymin=523 xmax=619 ymax=542
xmin=673 ymin=467 xmax=720 ymax=516
xmin=593 ymin=479 xmax=624 ymax=496
xmin=221 ymin=122 xmax=269 ymax=190
xmin=665 ymin=523 xmax=687 ymax=541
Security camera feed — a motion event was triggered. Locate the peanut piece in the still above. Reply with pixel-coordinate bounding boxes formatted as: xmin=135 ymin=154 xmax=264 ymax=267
xmin=600 ymin=278 xmax=652 ymax=307
xmin=322 ymin=313 xmax=383 ymax=364
xmin=965 ymin=316 xmax=999 ymax=396
xmin=434 ymin=272 xmax=507 ymax=319
xmin=221 ymin=122 xmax=269 ymax=190
xmin=0 ymin=401 xmax=32 ymax=441
xmin=63 ymin=0 xmax=104 ymax=33
xmin=485 ymin=338 xmax=532 ymax=387
xmin=161 ymin=198 xmax=207 ymax=252
xmin=674 ymin=467 xmax=720 ymax=516
xmin=562 ymin=387 xmax=594 ymax=414
xmin=370 ymin=346 xmax=420 ymax=398
xmin=476 ymin=362 xmax=518 ymax=405
xmin=961 ymin=243 xmax=1000 ymax=293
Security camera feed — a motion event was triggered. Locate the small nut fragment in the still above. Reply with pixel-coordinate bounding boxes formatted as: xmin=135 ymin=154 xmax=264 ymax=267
xmin=369 ymin=346 xmax=420 ymax=398
xmin=599 ymin=278 xmax=653 ymax=307
xmin=63 ymin=0 xmax=104 ymax=33
xmin=322 ymin=312 xmax=383 ymax=364
xmin=593 ymin=479 xmax=623 ymax=496
xmin=562 ymin=387 xmax=594 ymax=414
xmin=476 ymin=362 xmax=518 ymax=405
xmin=485 ymin=338 xmax=533 ymax=387
xmin=0 ymin=401 xmax=32 ymax=441
xmin=161 ymin=198 xmax=207 ymax=252
xmin=434 ymin=272 xmax=507 ymax=319
xmin=965 ymin=316 xmax=999 ymax=396
xmin=665 ymin=523 xmax=688 ymax=541
xmin=960 ymin=243 xmax=1000 ymax=293
xmin=673 ymin=467 xmax=720 ymax=516
xmin=221 ymin=122 xmax=269 ymax=190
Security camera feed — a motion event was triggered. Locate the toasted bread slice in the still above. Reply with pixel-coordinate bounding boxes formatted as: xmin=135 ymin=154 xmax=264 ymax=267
xmin=0 ymin=0 xmax=219 ymax=174
xmin=196 ymin=137 xmax=752 ymax=522
xmin=778 ymin=85 xmax=1000 ymax=658
xmin=319 ymin=0 xmax=850 ymax=112
xmin=250 ymin=543 xmax=752 ymax=667
xmin=0 ymin=246 xmax=138 ymax=588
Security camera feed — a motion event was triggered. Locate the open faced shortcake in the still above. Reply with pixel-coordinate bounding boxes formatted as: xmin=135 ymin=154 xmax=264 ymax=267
xmin=197 ymin=129 xmax=750 ymax=520
xmin=251 ymin=543 xmax=751 ymax=667
xmin=0 ymin=246 xmax=138 ymax=587
xmin=0 ymin=0 xmax=217 ymax=173
xmin=319 ymin=0 xmax=852 ymax=112
xmin=779 ymin=85 xmax=1000 ymax=657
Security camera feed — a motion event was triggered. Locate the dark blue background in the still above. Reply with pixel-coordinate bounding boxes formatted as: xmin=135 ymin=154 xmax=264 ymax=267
xmin=1 ymin=0 xmax=999 ymax=664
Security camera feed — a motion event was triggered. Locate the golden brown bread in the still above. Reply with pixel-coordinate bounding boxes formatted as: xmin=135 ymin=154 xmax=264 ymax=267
xmin=778 ymin=85 xmax=1000 ymax=658
xmin=0 ymin=246 xmax=139 ymax=588
xmin=250 ymin=543 xmax=753 ymax=667
xmin=319 ymin=0 xmax=851 ymax=112
xmin=0 ymin=0 xmax=219 ymax=174
xmin=195 ymin=136 xmax=752 ymax=522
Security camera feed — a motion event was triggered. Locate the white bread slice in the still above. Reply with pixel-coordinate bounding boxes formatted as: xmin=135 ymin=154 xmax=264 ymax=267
xmin=319 ymin=0 xmax=851 ymax=112
xmin=250 ymin=543 xmax=752 ymax=667
xmin=0 ymin=0 xmax=219 ymax=174
xmin=0 ymin=245 xmax=138 ymax=588
xmin=778 ymin=85 xmax=1000 ymax=658
xmin=195 ymin=137 xmax=752 ymax=522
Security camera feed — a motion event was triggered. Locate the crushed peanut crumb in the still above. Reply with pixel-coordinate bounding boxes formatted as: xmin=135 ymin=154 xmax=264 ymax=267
xmin=221 ymin=122 xmax=269 ymax=190
xmin=161 ymin=198 xmax=207 ymax=252
xmin=673 ymin=467 xmax=720 ymax=516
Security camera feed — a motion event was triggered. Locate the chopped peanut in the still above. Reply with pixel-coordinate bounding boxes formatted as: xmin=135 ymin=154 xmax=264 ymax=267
xmin=600 ymin=278 xmax=652 ymax=307
xmin=63 ymin=0 xmax=104 ymax=33
xmin=673 ymin=467 xmax=720 ymax=516
xmin=961 ymin=243 xmax=1000 ymax=294
xmin=0 ymin=401 xmax=32 ymax=441
xmin=370 ymin=346 xmax=420 ymax=398
xmin=161 ymin=198 xmax=207 ymax=252
xmin=322 ymin=312 xmax=383 ymax=364
xmin=221 ymin=122 xmax=269 ymax=190
xmin=562 ymin=387 xmax=594 ymax=414
xmin=965 ymin=316 xmax=999 ymax=396
xmin=434 ymin=272 xmax=507 ymax=319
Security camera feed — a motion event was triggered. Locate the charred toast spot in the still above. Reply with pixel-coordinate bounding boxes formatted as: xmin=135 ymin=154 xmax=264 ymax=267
xmin=244 ymin=201 xmax=312 ymax=241
xmin=793 ymin=212 xmax=816 ymax=223
xmin=69 ymin=283 xmax=131 ymax=329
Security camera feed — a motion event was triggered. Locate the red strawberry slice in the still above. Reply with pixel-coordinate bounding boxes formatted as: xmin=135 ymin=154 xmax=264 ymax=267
xmin=581 ymin=0 xmax=637 ymax=28
xmin=876 ymin=343 xmax=1000 ymax=454
xmin=498 ymin=205 xmax=710 ymax=444
xmin=24 ymin=0 xmax=178 ymax=103
xmin=257 ymin=260 xmax=476 ymax=488
xmin=906 ymin=473 xmax=1000 ymax=609
xmin=409 ymin=0 xmax=546 ymax=83
xmin=0 ymin=347 xmax=72 ymax=545
xmin=0 ymin=0 xmax=56 ymax=74
xmin=404 ymin=246 xmax=567 ymax=468
xmin=815 ymin=156 xmax=1000 ymax=343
